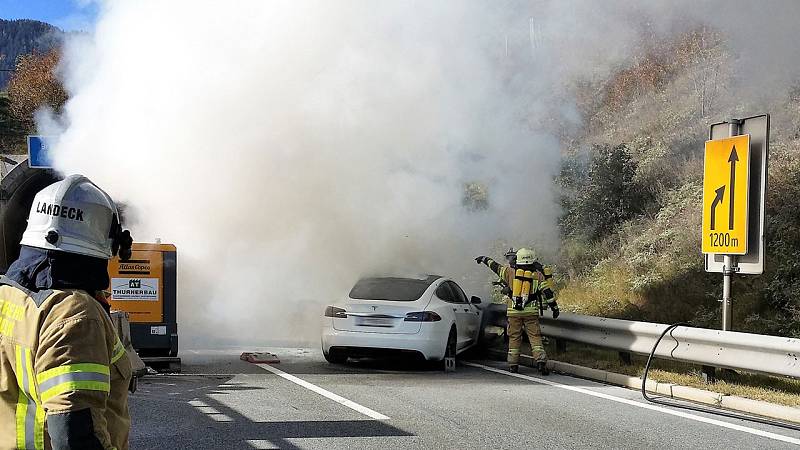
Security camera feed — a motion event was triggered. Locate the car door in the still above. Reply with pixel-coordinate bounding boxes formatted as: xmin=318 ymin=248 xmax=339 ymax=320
xmin=448 ymin=281 xmax=480 ymax=348
xmin=434 ymin=282 xmax=469 ymax=348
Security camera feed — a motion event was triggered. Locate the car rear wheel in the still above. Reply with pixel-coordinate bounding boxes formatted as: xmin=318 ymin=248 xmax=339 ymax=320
xmin=323 ymin=349 xmax=348 ymax=364
xmin=438 ymin=327 xmax=457 ymax=372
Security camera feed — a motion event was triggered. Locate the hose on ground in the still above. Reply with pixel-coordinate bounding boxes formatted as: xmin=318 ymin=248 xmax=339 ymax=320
xmin=642 ymin=322 xmax=800 ymax=432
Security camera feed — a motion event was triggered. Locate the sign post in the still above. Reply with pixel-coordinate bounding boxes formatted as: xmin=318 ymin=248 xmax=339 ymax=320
xmin=722 ymin=121 xmax=738 ymax=331
xmin=703 ymin=115 xmax=769 ymax=332
xmin=702 ymin=124 xmax=749 ymax=330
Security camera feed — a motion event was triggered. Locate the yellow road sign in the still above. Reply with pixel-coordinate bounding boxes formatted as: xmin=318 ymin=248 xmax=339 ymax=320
xmin=702 ymin=135 xmax=750 ymax=254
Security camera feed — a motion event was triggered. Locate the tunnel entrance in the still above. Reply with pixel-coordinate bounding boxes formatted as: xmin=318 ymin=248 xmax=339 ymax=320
xmin=0 ymin=159 xmax=61 ymax=272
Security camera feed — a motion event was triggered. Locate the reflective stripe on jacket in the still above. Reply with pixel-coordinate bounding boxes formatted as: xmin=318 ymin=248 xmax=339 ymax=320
xmin=0 ymin=277 xmax=131 ymax=450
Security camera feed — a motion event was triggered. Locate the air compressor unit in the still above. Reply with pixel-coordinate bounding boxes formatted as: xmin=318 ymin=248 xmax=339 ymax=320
xmin=108 ymin=243 xmax=178 ymax=358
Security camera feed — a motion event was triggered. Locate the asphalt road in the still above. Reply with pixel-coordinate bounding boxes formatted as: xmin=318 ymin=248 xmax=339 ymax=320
xmin=128 ymin=348 xmax=800 ymax=449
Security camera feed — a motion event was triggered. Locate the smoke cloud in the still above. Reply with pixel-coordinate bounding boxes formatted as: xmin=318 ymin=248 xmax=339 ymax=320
xmin=44 ymin=1 xmax=562 ymax=346
xmin=42 ymin=0 xmax=800 ymax=346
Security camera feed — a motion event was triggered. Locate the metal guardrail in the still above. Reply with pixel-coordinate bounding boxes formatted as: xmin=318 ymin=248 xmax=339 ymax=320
xmin=539 ymin=313 xmax=800 ymax=379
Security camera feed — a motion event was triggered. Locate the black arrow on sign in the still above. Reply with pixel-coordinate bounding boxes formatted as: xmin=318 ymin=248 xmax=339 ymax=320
xmin=710 ymin=185 xmax=725 ymax=230
xmin=728 ymin=145 xmax=739 ymax=230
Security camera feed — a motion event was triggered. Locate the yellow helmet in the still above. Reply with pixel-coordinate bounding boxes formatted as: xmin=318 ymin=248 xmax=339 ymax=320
xmin=515 ymin=248 xmax=536 ymax=265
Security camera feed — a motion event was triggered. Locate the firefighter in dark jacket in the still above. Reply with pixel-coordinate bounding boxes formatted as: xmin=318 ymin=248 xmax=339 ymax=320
xmin=0 ymin=174 xmax=133 ymax=450
xmin=476 ymin=248 xmax=559 ymax=374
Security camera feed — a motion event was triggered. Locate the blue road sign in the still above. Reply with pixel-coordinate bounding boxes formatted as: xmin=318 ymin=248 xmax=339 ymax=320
xmin=27 ymin=135 xmax=53 ymax=168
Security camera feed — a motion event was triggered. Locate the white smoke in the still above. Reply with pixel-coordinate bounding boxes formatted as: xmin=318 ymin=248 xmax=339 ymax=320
xmin=40 ymin=0 xmax=800 ymax=346
xmin=534 ymin=0 xmax=800 ymax=105
xmin=44 ymin=1 xmax=562 ymax=346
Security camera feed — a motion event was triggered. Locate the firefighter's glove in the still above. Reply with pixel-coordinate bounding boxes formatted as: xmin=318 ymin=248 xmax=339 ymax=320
xmin=475 ymin=256 xmax=488 ymax=265
xmin=551 ymin=305 xmax=560 ymax=319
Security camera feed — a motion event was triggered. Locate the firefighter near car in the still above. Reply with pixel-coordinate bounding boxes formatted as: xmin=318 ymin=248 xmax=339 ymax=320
xmin=0 ymin=175 xmax=134 ymax=450
xmin=475 ymin=247 xmax=559 ymax=375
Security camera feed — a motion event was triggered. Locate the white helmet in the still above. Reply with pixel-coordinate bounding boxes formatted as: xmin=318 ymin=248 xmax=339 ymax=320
xmin=20 ymin=174 xmax=131 ymax=260
xmin=515 ymin=248 xmax=536 ymax=265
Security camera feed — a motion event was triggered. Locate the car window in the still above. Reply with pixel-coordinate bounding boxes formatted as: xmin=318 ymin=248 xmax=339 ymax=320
xmin=434 ymin=283 xmax=456 ymax=303
xmin=349 ymin=276 xmax=439 ymax=301
xmin=448 ymin=281 xmax=468 ymax=304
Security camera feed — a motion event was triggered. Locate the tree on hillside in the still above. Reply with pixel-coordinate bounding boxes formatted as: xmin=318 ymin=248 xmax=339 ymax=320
xmin=0 ymin=19 xmax=62 ymax=88
xmin=676 ymin=27 xmax=728 ymax=118
xmin=0 ymin=92 xmax=27 ymax=153
xmin=560 ymin=144 xmax=649 ymax=242
xmin=6 ymin=49 xmax=67 ymax=134
xmin=462 ymin=182 xmax=489 ymax=212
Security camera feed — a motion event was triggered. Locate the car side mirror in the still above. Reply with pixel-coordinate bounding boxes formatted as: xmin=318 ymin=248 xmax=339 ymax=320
xmin=471 ymin=296 xmax=482 ymax=304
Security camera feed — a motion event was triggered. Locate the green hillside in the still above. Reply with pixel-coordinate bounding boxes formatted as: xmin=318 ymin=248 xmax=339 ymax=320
xmin=555 ymin=27 xmax=800 ymax=338
xmin=0 ymin=19 xmax=61 ymax=88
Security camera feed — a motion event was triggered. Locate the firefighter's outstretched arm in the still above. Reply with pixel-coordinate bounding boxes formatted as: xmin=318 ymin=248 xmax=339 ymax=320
xmin=35 ymin=296 xmax=115 ymax=450
xmin=475 ymin=255 xmax=505 ymax=278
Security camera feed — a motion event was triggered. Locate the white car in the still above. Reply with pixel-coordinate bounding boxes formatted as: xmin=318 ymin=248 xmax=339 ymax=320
xmin=321 ymin=275 xmax=483 ymax=368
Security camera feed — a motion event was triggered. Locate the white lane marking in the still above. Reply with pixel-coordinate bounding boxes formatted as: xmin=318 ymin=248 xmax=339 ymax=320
xmin=194 ymin=406 xmax=220 ymax=414
xmin=188 ymin=399 xmax=233 ymax=422
xmin=207 ymin=413 xmax=233 ymax=422
xmin=255 ymin=363 xmax=390 ymax=421
xmin=465 ymin=362 xmax=800 ymax=446
xmin=246 ymin=440 xmax=279 ymax=449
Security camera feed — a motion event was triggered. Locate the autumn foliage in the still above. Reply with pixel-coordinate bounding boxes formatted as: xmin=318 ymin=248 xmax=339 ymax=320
xmin=7 ymin=49 xmax=67 ymax=131
xmin=601 ymin=27 xmax=725 ymax=114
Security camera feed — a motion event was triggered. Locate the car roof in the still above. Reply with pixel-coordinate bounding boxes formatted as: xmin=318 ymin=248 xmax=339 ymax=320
xmin=358 ymin=275 xmax=443 ymax=284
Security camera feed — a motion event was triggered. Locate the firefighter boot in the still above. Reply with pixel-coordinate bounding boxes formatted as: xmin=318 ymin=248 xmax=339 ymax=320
xmin=537 ymin=361 xmax=550 ymax=376
xmin=508 ymin=364 xmax=519 ymax=373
